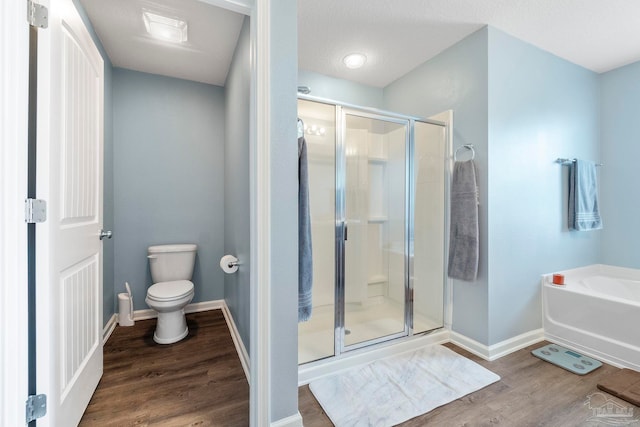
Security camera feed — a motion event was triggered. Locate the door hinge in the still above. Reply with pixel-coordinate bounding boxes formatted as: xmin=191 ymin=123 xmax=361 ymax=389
xmin=25 ymin=394 xmax=47 ymax=423
xmin=27 ymin=0 xmax=48 ymax=28
xmin=25 ymin=198 xmax=47 ymax=223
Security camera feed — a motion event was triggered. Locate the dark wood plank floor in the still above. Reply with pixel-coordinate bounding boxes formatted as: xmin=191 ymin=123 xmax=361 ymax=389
xmin=84 ymin=317 xmax=635 ymax=427
xmin=300 ymin=341 xmax=635 ymax=427
xmin=80 ymin=310 xmax=249 ymax=427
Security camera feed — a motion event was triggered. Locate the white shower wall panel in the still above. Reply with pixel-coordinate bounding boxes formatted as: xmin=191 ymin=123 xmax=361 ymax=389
xmin=386 ymin=126 xmax=407 ymax=305
xmin=345 ymin=128 xmax=369 ymax=305
xmin=307 ymin=129 xmax=336 ymax=309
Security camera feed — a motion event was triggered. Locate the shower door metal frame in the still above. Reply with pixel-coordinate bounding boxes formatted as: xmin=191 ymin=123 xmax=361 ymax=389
xmin=334 ymin=105 xmax=345 ymax=356
xmin=298 ymin=94 xmax=447 ymax=362
xmin=336 ymin=108 xmax=412 ymax=354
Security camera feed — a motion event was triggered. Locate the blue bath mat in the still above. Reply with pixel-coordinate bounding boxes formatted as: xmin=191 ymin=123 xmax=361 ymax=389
xmin=532 ymin=343 xmax=602 ymax=375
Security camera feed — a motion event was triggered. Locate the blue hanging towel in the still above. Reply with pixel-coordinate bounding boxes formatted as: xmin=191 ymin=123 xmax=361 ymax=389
xmin=298 ymin=134 xmax=313 ymax=321
xmin=569 ymin=160 xmax=602 ymax=231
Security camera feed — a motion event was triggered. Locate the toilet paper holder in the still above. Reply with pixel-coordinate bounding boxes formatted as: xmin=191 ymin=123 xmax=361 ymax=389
xmin=220 ymin=255 xmax=240 ymax=274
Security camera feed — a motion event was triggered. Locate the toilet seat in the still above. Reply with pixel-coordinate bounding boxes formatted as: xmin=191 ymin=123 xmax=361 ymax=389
xmin=147 ymin=280 xmax=194 ymax=301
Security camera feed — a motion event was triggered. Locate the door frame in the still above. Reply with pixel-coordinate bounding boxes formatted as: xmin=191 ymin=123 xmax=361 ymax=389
xmin=0 ymin=1 xmax=31 ymax=426
xmin=187 ymin=2 xmax=277 ymax=423
xmin=205 ymin=0 xmax=274 ymax=424
xmin=3 ymin=0 xmax=276 ymax=426
xmin=251 ymin=0 xmax=271 ymax=424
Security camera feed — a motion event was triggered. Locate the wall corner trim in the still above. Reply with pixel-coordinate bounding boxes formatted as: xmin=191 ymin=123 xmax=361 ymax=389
xmin=270 ymin=412 xmax=304 ymax=427
xmin=450 ymin=328 xmax=544 ymax=361
xmin=102 ymin=313 xmax=118 ymax=344
xmin=252 ymin=0 xmax=273 ymax=424
xmin=221 ymin=301 xmax=251 ymax=381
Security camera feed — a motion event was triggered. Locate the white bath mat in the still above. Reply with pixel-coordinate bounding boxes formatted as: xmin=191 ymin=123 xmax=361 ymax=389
xmin=309 ymin=344 xmax=500 ymax=427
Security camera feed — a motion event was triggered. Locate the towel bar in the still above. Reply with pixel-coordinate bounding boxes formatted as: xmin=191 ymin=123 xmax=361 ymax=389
xmin=556 ymin=158 xmax=603 ymax=167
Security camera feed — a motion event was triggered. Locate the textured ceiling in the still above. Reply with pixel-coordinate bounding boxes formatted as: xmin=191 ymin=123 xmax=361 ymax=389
xmin=80 ymin=0 xmax=245 ymax=86
xmin=80 ymin=1 xmax=640 ymax=88
xmin=298 ymin=0 xmax=640 ymax=88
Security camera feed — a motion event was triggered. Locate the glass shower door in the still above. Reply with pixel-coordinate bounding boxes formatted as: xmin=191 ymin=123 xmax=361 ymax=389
xmin=341 ymin=112 xmax=408 ymax=349
xmin=297 ymin=99 xmax=337 ymax=364
xmin=411 ymin=121 xmax=446 ymax=334
xmin=297 ymin=97 xmax=448 ymax=365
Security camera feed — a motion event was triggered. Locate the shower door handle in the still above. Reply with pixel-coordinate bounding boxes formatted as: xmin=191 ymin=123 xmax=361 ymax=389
xmin=344 ymin=222 xmax=348 ymax=241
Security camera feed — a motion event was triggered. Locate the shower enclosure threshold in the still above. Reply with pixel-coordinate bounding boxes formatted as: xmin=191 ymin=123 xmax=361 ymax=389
xmin=298 ymin=300 xmax=442 ymax=364
xmin=298 ymin=328 xmax=450 ymax=385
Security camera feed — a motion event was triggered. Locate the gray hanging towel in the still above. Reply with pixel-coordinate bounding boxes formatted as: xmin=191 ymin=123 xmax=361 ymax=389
xmin=568 ymin=159 xmax=602 ymax=231
xmin=298 ymin=134 xmax=313 ymax=321
xmin=448 ymin=160 xmax=479 ymax=281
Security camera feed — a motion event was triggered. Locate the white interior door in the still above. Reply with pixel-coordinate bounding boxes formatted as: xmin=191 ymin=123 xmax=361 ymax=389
xmin=36 ymin=0 xmax=104 ymax=425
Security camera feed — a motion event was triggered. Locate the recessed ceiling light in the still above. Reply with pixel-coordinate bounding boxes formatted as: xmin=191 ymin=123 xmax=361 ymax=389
xmin=343 ymin=53 xmax=367 ymax=69
xmin=143 ymin=10 xmax=188 ymax=43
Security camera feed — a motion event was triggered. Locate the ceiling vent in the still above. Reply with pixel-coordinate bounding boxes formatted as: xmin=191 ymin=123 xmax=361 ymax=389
xmin=143 ymin=10 xmax=188 ymax=43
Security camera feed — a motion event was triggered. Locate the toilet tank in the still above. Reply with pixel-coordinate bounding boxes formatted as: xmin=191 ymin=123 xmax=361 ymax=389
xmin=148 ymin=244 xmax=197 ymax=283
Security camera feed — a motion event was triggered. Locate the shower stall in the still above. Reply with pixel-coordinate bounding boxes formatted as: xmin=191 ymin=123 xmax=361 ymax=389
xmin=298 ymin=97 xmax=448 ymax=365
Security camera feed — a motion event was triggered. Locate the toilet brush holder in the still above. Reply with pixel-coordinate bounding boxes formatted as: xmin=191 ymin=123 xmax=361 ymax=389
xmin=118 ymin=282 xmax=135 ymax=326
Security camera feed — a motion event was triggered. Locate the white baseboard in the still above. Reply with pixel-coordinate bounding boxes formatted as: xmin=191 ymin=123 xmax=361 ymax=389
xmin=450 ymin=328 xmax=544 ymax=361
xmin=271 ymin=412 xmax=303 ymax=427
xmin=186 ymin=300 xmax=225 ymax=313
xmin=221 ymin=301 xmax=250 ymax=382
xmin=131 ymin=299 xmax=225 ymax=321
xmin=103 ymin=314 xmax=118 ymax=344
xmin=132 ymin=307 xmax=160 ymax=321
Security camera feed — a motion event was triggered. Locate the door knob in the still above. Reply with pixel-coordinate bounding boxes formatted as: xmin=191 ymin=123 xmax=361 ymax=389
xmin=99 ymin=230 xmax=112 ymax=240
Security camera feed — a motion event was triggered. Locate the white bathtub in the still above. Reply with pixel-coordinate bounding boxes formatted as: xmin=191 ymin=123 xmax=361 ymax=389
xmin=542 ymin=264 xmax=640 ymax=370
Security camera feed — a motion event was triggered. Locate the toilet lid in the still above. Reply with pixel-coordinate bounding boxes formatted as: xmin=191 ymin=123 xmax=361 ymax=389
xmin=147 ymin=280 xmax=194 ymax=301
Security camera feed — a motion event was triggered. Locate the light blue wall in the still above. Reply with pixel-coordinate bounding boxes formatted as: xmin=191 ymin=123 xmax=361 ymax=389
xmin=486 ymin=27 xmax=601 ymax=344
xmin=384 ymin=28 xmax=490 ymax=344
xmin=298 ymin=69 xmax=384 ymax=108
xmin=384 ymin=26 xmax=602 ymax=346
xmin=224 ymin=17 xmax=251 ymax=352
xmin=600 ymin=60 xmax=640 ymax=269
xmin=269 ymin=0 xmax=300 ymax=421
xmin=113 ymin=69 xmax=226 ymax=311
xmin=72 ymin=0 xmax=115 ymax=327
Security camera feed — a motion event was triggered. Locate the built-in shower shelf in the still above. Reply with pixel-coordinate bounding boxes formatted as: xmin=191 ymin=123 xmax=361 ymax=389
xmin=368 ymin=156 xmax=387 ymax=163
xmin=368 ymin=216 xmax=387 ymax=223
xmin=368 ymin=275 xmax=388 ymax=284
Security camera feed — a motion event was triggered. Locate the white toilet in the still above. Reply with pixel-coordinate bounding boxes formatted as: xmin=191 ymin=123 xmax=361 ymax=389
xmin=145 ymin=243 xmax=197 ymax=344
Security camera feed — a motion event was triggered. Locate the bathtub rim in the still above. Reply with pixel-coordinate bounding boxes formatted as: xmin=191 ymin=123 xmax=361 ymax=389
xmin=542 ymin=263 xmax=640 ymax=283
xmin=541 ymin=263 xmax=640 ymax=307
